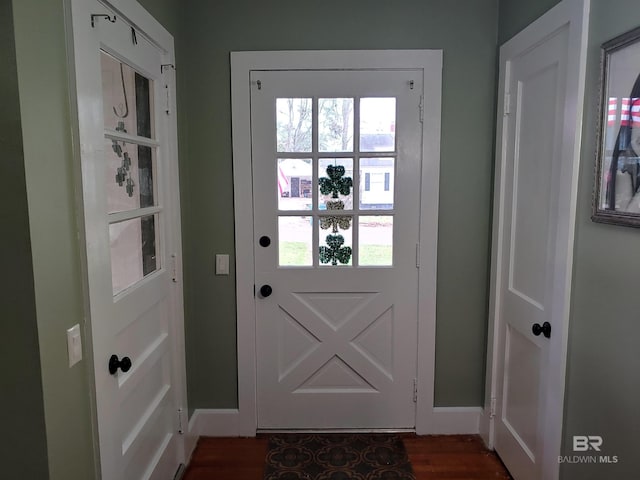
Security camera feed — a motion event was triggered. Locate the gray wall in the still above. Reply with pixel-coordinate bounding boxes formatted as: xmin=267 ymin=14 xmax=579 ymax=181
xmin=178 ymin=0 xmax=500 ymax=410
xmin=0 ymin=1 xmax=49 ymax=478
xmin=499 ymin=0 xmax=640 ymax=477
xmin=562 ymin=0 xmax=640 ymax=477
xmin=498 ymin=0 xmax=560 ymax=44
xmin=12 ymin=0 xmax=95 ymax=478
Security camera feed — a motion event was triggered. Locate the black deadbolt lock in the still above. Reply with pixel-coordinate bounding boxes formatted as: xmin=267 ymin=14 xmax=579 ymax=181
xmin=259 ymin=236 xmax=271 ymax=247
xmin=260 ymin=285 xmax=273 ymax=298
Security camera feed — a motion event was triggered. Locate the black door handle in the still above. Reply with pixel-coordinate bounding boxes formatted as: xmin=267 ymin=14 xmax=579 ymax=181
xmin=260 ymin=285 xmax=273 ymax=298
xmin=109 ymin=354 xmax=132 ymax=375
xmin=532 ymin=322 xmax=551 ymax=338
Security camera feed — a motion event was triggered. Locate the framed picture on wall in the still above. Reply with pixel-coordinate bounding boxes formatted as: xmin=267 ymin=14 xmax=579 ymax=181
xmin=593 ymin=25 xmax=640 ymax=227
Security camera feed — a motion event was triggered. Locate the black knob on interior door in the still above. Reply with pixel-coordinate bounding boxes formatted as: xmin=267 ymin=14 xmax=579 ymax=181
xmin=532 ymin=321 xmax=551 ymax=339
xmin=260 ymin=284 xmax=273 ymax=298
xmin=109 ymin=354 xmax=132 ymax=375
xmin=259 ymin=236 xmax=271 ymax=247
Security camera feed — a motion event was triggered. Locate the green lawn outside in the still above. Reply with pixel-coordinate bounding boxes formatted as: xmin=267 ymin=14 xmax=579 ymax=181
xmin=359 ymin=244 xmax=393 ymax=266
xmin=279 ymin=241 xmax=392 ymax=266
xmin=279 ymin=242 xmax=312 ymax=266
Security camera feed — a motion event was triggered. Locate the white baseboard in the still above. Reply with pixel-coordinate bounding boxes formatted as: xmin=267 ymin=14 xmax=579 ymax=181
xmin=188 ymin=407 xmax=482 ymax=437
xmin=427 ymin=407 xmax=483 ymax=434
xmin=189 ymin=409 xmax=244 ymax=437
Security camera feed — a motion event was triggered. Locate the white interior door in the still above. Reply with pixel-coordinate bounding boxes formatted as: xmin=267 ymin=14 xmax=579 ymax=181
xmin=71 ymin=1 xmax=185 ymax=479
xmin=251 ymin=69 xmax=423 ymax=429
xmin=490 ymin=1 xmax=588 ymax=479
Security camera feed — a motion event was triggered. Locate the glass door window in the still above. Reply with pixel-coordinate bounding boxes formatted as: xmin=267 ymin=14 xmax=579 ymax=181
xmin=276 ymin=97 xmax=396 ymax=267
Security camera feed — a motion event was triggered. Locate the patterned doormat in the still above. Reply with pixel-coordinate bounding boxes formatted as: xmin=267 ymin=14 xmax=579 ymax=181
xmin=263 ymin=433 xmax=416 ymax=480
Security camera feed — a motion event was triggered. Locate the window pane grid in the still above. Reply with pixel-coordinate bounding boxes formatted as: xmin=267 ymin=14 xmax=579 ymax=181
xmin=276 ymin=95 xmax=396 ymax=267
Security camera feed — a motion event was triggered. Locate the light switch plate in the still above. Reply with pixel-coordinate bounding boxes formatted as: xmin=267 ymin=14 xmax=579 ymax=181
xmin=67 ymin=324 xmax=82 ymax=367
xmin=215 ymin=254 xmax=230 ymax=275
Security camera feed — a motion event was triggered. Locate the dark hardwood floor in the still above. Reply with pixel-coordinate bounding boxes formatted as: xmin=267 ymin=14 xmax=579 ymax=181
xmin=183 ymin=434 xmax=512 ymax=479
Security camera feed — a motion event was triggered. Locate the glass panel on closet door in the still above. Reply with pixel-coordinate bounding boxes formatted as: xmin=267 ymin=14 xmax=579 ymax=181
xmin=101 ymin=51 xmax=155 ymax=139
xmin=109 ymin=215 xmax=159 ymax=295
xmin=105 ymin=138 xmax=157 ymax=214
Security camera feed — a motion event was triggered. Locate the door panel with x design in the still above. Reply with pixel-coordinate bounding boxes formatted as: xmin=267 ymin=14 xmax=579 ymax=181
xmin=277 ymin=290 xmax=394 ymax=394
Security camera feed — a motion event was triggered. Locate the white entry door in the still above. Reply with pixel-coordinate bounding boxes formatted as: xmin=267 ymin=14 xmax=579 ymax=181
xmin=71 ymin=1 xmax=186 ymax=479
xmin=251 ymin=69 xmax=423 ymax=429
xmin=490 ymin=1 xmax=588 ymax=479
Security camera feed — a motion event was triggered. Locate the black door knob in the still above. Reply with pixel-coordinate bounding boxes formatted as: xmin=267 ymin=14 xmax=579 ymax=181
xmin=532 ymin=321 xmax=551 ymax=338
xmin=259 ymin=236 xmax=271 ymax=247
xmin=260 ymin=284 xmax=273 ymax=298
xmin=109 ymin=354 xmax=132 ymax=375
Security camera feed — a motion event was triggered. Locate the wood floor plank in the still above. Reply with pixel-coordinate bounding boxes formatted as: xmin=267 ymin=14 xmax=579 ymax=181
xmin=182 ymin=434 xmax=512 ymax=480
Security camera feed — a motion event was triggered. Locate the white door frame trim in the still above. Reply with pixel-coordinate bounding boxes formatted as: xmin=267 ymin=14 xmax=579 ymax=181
xmin=68 ymin=0 xmax=193 ymax=471
xmin=230 ymin=50 xmax=442 ymax=436
xmin=482 ymin=0 xmax=589 ymax=478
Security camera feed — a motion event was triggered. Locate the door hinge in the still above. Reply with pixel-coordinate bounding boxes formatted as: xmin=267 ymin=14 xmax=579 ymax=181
xmin=503 ymin=92 xmax=511 ymax=116
xmin=171 ymin=253 xmax=178 ymax=283
xmin=419 ymin=95 xmax=424 ymax=123
xmin=415 ymin=243 xmax=420 ymax=268
xmin=490 ymin=397 xmax=497 ymax=419
xmin=413 ymin=379 xmax=418 ymax=403
xmin=164 ymin=84 xmax=171 ymax=115
xmin=177 ymin=408 xmax=185 ymax=434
